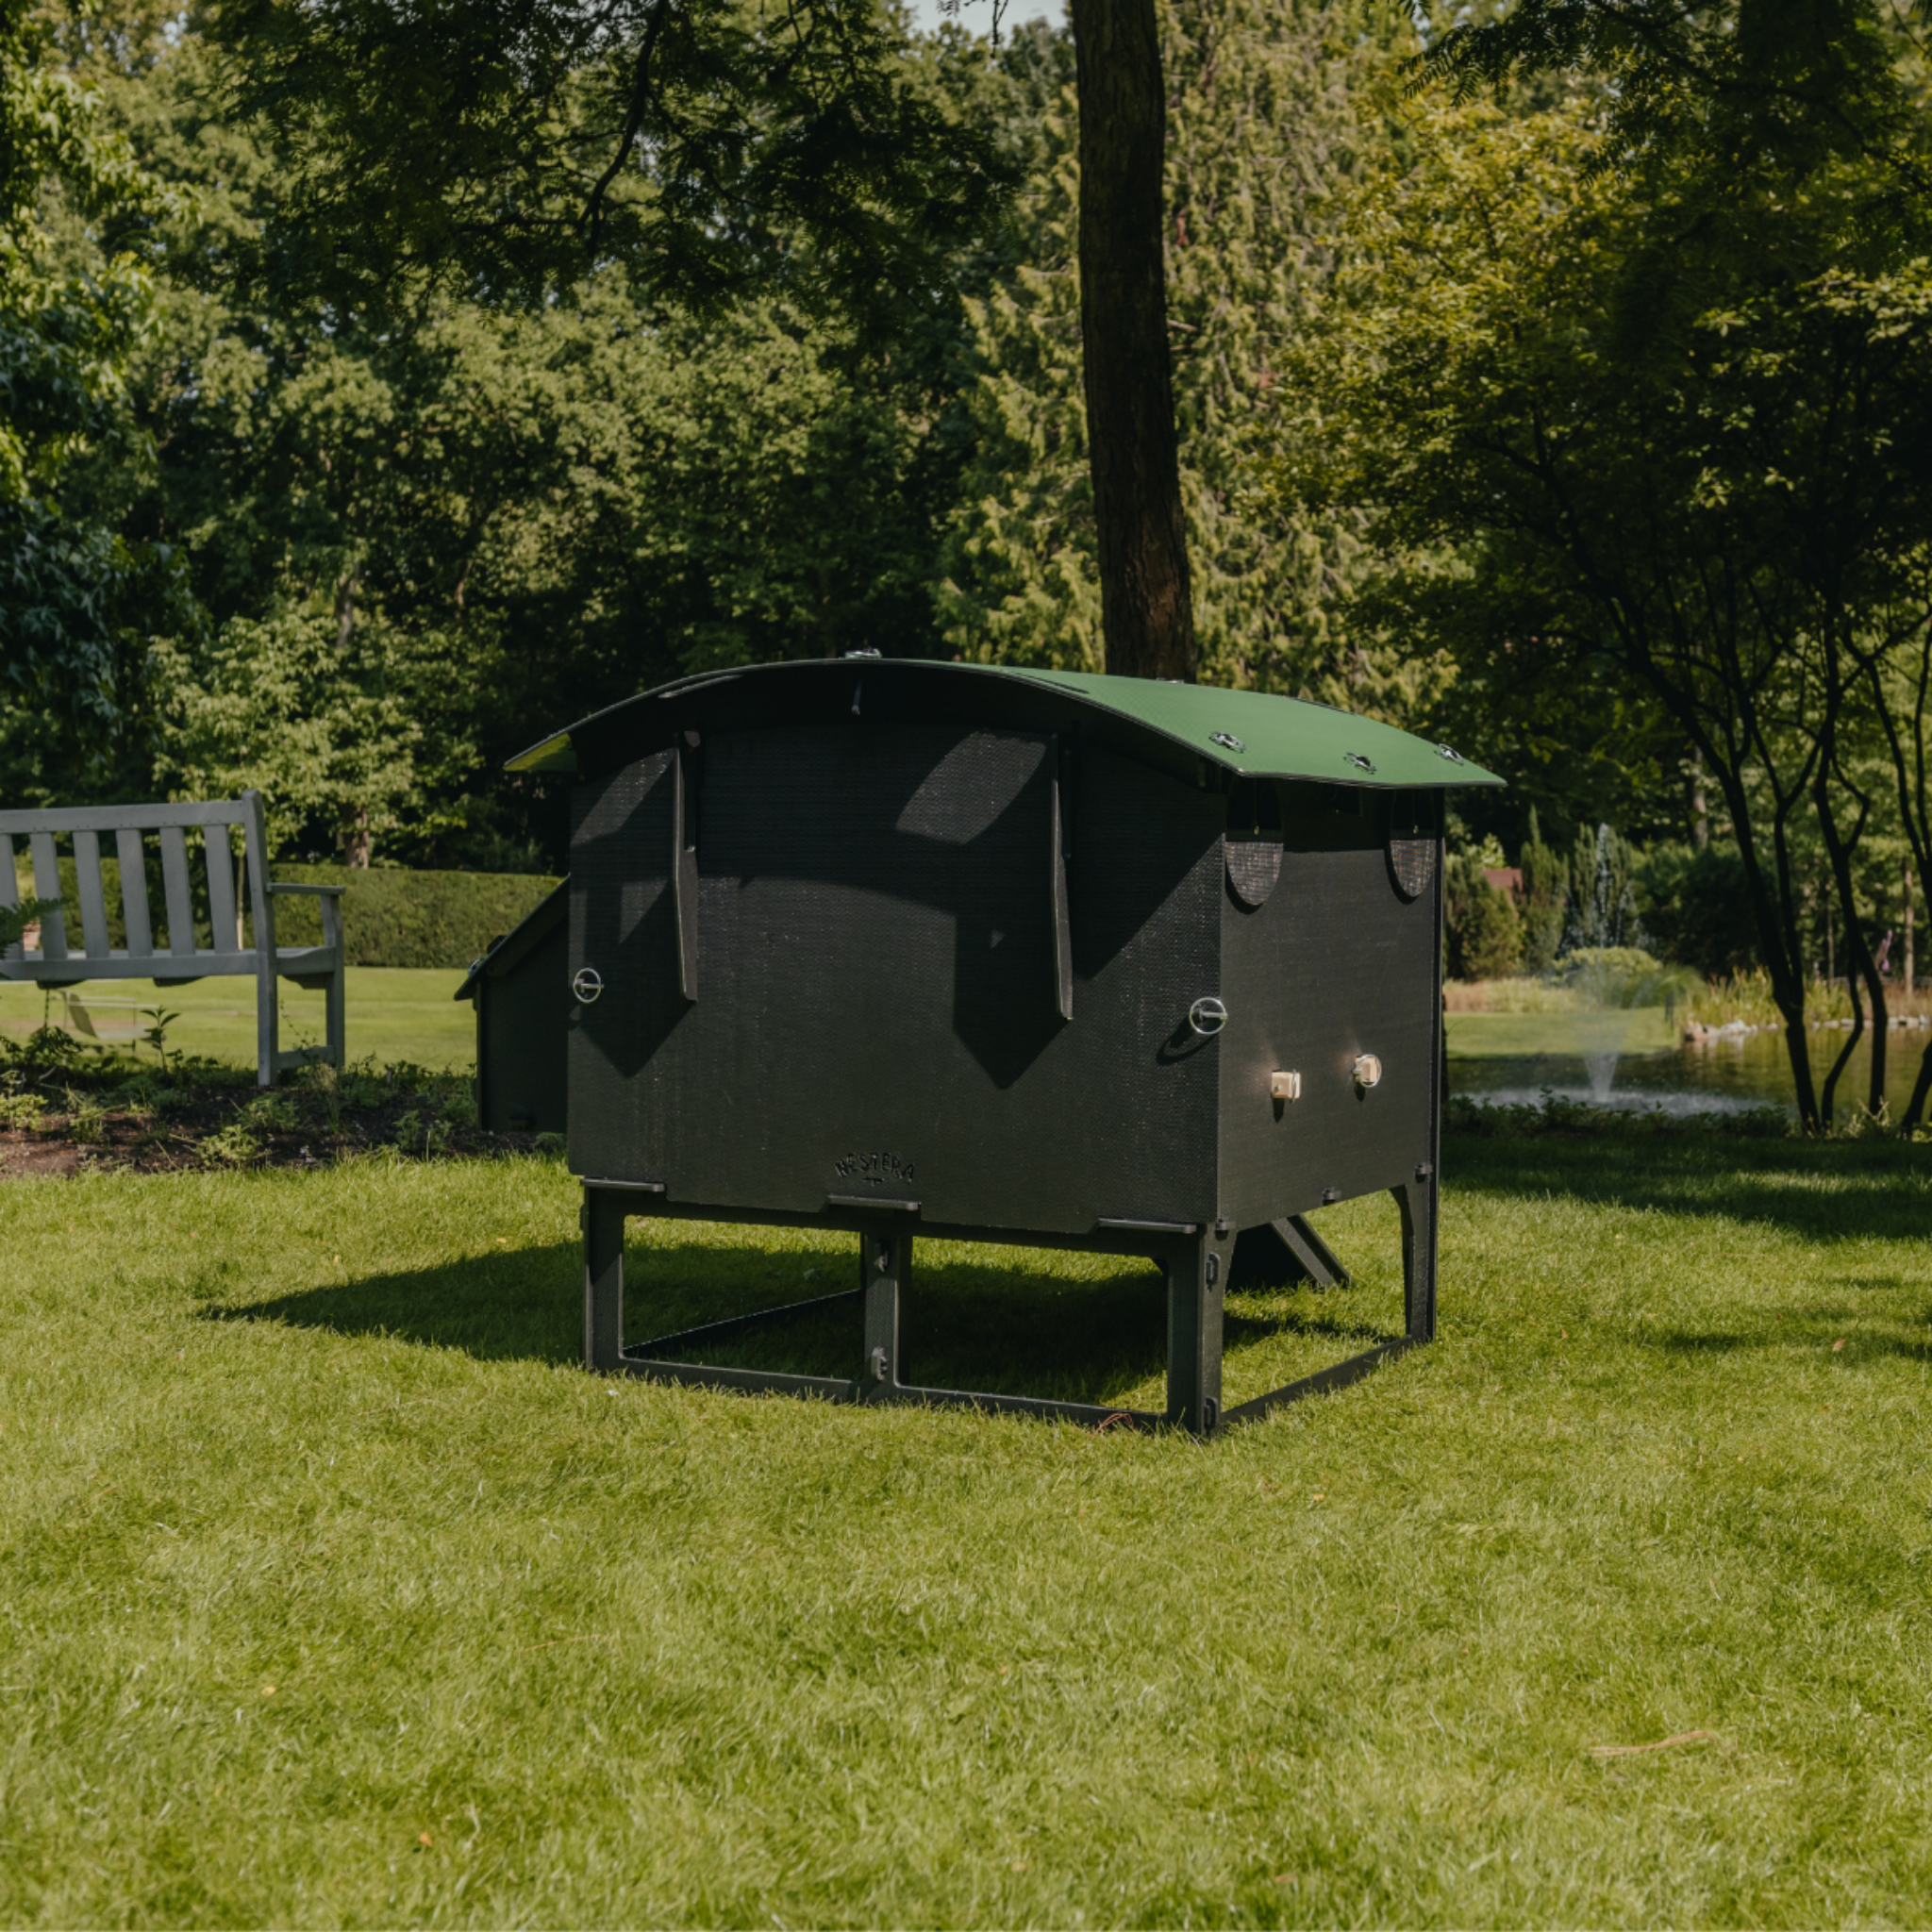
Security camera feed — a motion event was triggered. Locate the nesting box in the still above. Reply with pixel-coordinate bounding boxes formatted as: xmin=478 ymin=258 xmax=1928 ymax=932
xmin=507 ymin=658 xmax=1501 ymax=1433
xmin=454 ymin=880 xmax=568 ymax=1136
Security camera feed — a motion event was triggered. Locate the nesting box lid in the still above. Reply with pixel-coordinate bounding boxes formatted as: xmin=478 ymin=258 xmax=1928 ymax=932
xmin=453 ymin=879 xmax=567 ymax=1003
xmin=506 ymin=659 xmax=1505 ymax=791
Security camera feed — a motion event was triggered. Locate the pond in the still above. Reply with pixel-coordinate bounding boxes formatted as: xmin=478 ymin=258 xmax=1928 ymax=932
xmin=1446 ymin=1008 xmax=1931 ymax=1117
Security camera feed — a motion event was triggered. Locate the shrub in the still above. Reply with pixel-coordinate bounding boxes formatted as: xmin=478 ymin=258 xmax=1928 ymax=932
xmin=267 ymin=866 xmax=560 ymax=969
xmin=1445 ymin=854 xmax=1523 ymax=979
xmin=1519 ymin=809 xmax=1566 ymax=974
xmin=1637 ymin=842 xmax=1760 ymax=977
xmin=197 ymin=1121 xmax=261 ymax=1167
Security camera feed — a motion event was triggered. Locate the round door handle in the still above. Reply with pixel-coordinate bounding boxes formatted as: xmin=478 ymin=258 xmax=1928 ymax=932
xmin=1353 ymin=1053 xmax=1383 ymax=1089
xmin=572 ymin=966 xmax=604 ymax=1004
xmin=1189 ymin=996 xmax=1228 ymax=1037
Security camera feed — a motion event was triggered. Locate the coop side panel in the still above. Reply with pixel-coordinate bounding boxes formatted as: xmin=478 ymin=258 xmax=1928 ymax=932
xmin=567 ymin=751 xmax=679 ymax=1185
xmin=1216 ymin=785 xmax=1439 ymax=1225
xmin=567 ymin=724 xmax=1222 ymax=1235
xmin=479 ymin=922 xmax=570 ymax=1135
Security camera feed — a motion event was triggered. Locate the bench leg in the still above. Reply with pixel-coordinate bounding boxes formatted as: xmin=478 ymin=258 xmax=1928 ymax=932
xmin=324 ymin=962 xmax=346 ymax=1068
xmin=256 ymin=955 xmax=278 ymax=1087
xmin=321 ymin=894 xmax=345 ymax=1068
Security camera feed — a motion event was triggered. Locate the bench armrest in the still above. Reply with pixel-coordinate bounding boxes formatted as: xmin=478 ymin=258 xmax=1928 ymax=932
xmin=267 ymin=882 xmax=347 ymax=898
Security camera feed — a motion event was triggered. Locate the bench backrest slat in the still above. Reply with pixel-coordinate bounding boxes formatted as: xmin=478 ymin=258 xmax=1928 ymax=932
xmin=0 ymin=801 xmax=250 ymax=835
xmin=205 ymin=827 xmax=240 ymax=954
xmin=74 ymin=831 xmax=111 ymax=958
xmin=158 ymin=825 xmax=194 ymax=958
xmin=28 ymin=832 xmax=67 ymax=958
xmin=116 ymin=828 xmax=152 ymax=955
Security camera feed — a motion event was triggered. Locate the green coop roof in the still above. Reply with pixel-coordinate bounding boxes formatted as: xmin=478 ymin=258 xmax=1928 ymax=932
xmin=507 ymin=658 xmax=1505 ymax=791
xmin=992 ymin=668 xmax=1501 ymax=789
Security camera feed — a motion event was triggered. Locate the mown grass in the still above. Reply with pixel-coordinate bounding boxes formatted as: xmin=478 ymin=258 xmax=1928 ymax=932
xmin=2 ymin=1133 xmax=1929 ymax=1928
xmin=0 ymin=969 xmax=475 ymax=1073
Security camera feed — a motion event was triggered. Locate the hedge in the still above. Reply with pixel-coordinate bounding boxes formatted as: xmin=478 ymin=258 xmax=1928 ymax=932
xmin=268 ymin=866 xmax=562 ymax=970
xmin=13 ymin=853 xmax=560 ymax=971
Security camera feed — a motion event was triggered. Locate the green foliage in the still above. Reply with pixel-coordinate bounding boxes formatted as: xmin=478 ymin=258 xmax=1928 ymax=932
xmin=1278 ymin=52 xmax=1932 ymax=1125
xmin=194 ymin=1117 xmax=258 ymax=1166
xmin=0 ymin=893 xmax=57 ymax=951
xmin=1444 ymin=852 xmax=1523 ymax=979
xmin=1518 ymin=808 xmax=1566 ymax=974
xmin=1419 ymin=0 xmax=1932 ymax=194
xmin=130 ymin=1005 xmax=180 ymax=1073
xmin=148 ymin=608 xmax=451 ymax=863
xmin=268 ymin=866 xmax=560 ymax=971
xmin=32 ymin=11 xmax=1033 ymax=863
xmin=207 ymin=0 xmax=1018 ymax=332
xmin=1563 ymin=823 xmax=1645 ymax=955
xmin=939 ymin=0 xmax=1445 ymax=718
xmin=1638 ymin=842 xmax=1762 ymax=979
xmin=1444 ymin=1091 xmax=1793 ymax=1140
xmin=0 ymin=0 xmax=197 ymax=789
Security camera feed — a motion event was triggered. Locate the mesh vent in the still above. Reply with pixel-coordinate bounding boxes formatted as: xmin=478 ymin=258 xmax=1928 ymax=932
xmin=1225 ymin=838 xmax=1282 ymax=908
xmin=1389 ymin=835 xmax=1435 ymax=900
xmin=1224 ymin=776 xmax=1283 ymax=908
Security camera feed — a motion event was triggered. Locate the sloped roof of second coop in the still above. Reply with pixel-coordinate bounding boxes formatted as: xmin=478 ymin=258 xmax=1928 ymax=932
xmin=506 ymin=659 xmax=1506 ymax=791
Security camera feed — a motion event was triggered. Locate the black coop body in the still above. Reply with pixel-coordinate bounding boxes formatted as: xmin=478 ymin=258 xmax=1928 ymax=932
xmin=500 ymin=658 xmax=1502 ymax=1435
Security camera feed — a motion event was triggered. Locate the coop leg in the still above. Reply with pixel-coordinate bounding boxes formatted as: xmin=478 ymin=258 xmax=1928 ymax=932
xmin=1394 ymin=1168 xmax=1439 ymax=1343
xmin=1166 ymin=1230 xmax=1225 ymax=1435
xmin=861 ymin=1230 xmax=909 ymax=1398
xmin=583 ymin=1188 xmax=626 ymax=1373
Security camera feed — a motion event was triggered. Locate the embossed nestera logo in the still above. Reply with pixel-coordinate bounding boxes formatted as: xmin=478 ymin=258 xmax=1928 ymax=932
xmin=834 ymin=1151 xmax=916 ymax=1188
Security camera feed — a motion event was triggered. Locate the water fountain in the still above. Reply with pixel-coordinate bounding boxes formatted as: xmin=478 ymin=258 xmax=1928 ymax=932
xmin=1557 ymin=825 xmax=1666 ymax=1105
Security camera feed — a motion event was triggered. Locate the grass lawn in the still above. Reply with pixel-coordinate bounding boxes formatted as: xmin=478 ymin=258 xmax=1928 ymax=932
xmin=3 ymin=1132 xmax=1929 ymax=1926
xmin=1445 ymin=1007 xmax=1677 ymax=1059
xmin=0 ymin=969 xmax=476 ymax=1073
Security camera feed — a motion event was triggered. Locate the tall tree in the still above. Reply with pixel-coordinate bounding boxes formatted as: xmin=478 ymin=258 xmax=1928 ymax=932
xmin=1068 ymin=0 xmax=1192 ymax=676
xmin=1282 ymin=84 xmax=1932 ymax=1129
xmin=1409 ymin=0 xmax=1932 ymax=1124
xmin=941 ymin=0 xmax=1428 ymax=709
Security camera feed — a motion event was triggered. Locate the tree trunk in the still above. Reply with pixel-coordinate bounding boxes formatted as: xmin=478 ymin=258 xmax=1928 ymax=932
xmin=1905 ymin=858 xmax=1915 ymax=997
xmin=1815 ymin=773 xmax=1886 ymax=1118
xmin=1696 ymin=755 xmax=1820 ymax=1130
xmin=1820 ymin=940 xmax=1864 ymax=1127
xmin=1070 ymin=0 xmax=1196 ymax=681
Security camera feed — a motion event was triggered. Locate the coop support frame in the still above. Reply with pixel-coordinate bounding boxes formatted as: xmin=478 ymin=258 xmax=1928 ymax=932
xmin=577 ymin=1174 xmax=1436 ymax=1439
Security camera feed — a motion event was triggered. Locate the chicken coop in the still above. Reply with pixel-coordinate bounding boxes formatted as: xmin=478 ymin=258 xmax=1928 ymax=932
xmin=493 ymin=658 xmax=1501 ymax=1433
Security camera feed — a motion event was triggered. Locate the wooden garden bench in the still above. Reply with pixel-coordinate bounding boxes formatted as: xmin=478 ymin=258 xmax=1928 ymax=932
xmin=0 ymin=790 xmax=343 ymax=1087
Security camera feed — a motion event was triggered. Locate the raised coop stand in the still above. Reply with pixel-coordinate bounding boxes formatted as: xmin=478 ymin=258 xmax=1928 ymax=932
xmin=491 ymin=658 xmax=1500 ymax=1435
xmin=0 ymin=791 xmax=344 ymax=1087
xmin=578 ymin=1185 xmax=1439 ymax=1435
